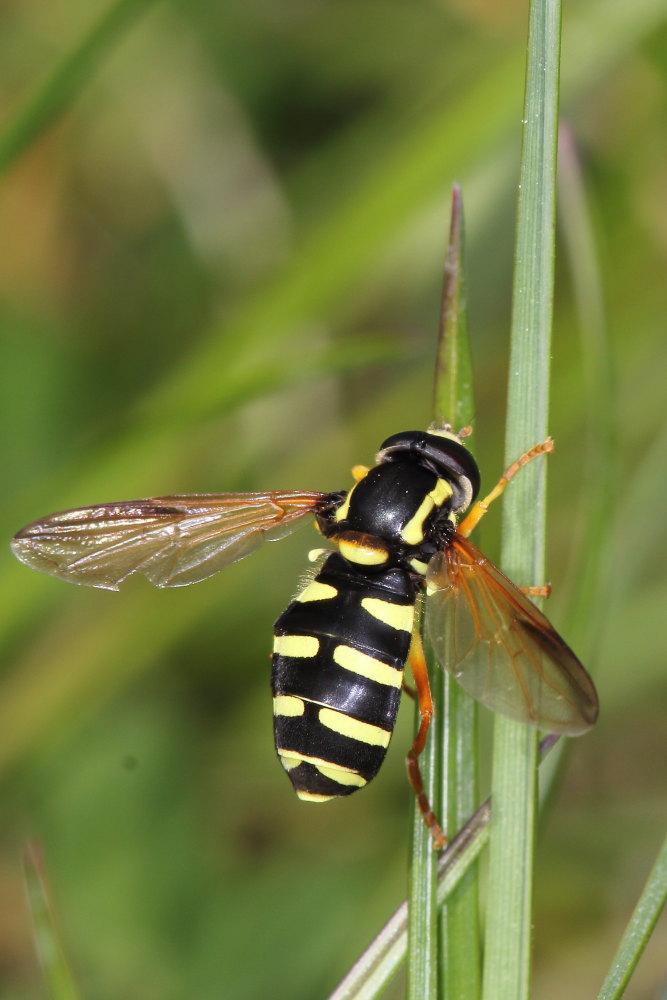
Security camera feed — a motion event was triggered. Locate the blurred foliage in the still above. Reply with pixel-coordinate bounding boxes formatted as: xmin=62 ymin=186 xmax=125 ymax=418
xmin=0 ymin=0 xmax=666 ymax=998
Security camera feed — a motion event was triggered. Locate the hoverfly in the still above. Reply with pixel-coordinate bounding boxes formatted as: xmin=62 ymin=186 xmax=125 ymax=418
xmin=12 ymin=425 xmax=598 ymax=847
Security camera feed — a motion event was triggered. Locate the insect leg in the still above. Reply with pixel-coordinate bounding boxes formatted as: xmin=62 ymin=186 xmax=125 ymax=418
xmin=519 ymin=583 xmax=552 ymax=598
xmin=457 ymin=437 xmax=554 ymax=538
xmin=402 ymin=679 xmax=417 ymax=701
xmin=405 ymin=629 xmax=447 ymax=850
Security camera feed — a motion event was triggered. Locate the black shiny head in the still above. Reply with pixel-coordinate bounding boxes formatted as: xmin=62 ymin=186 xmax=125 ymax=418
xmin=376 ymin=429 xmax=481 ymax=507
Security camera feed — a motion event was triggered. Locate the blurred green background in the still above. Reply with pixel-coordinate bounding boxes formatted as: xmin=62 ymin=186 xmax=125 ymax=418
xmin=1 ymin=0 xmax=666 ymax=997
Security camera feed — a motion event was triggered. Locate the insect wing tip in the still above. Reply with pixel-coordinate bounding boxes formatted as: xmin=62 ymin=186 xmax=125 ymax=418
xmin=10 ymin=534 xmax=40 ymax=571
xmin=10 ymin=533 xmax=122 ymax=591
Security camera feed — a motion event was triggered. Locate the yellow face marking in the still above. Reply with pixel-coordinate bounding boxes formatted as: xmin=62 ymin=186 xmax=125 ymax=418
xmin=361 ymin=597 xmax=414 ymax=633
xmin=333 ymin=644 xmax=402 ymax=689
xmin=337 ymin=538 xmax=388 ymax=566
xmin=273 ymin=634 xmax=319 ymax=658
xmin=334 ymin=486 xmax=354 ymax=523
xmin=318 ymin=707 xmax=391 ymax=748
xmin=273 ymin=695 xmax=306 ymax=717
xmin=296 ymin=791 xmax=334 ymax=802
xmin=427 ymin=424 xmax=465 ymax=443
xmin=400 ymin=479 xmax=453 ymax=546
xmin=296 ymin=580 xmax=338 ymax=602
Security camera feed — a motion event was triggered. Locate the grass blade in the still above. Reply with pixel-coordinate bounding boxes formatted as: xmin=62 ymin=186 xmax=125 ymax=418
xmin=433 ymin=183 xmax=475 ymax=432
xmin=329 ymin=737 xmax=560 ymax=1000
xmin=482 ymin=1 xmax=562 ymax=998
xmin=535 ymin=125 xmax=616 ymax=808
xmin=407 ymin=736 xmax=439 ymax=1000
xmin=433 ymin=185 xmax=481 ymax=999
xmin=557 ymin=124 xmax=616 ymax=654
xmin=0 ymin=0 xmax=160 ymax=177
xmin=596 ymin=833 xmax=667 ymax=1000
xmin=24 ymin=843 xmax=82 ymax=1000
xmin=329 ymin=801 xmax=491 ymax=1000
xmin=407 ymin=185 xmax=479 ymax=999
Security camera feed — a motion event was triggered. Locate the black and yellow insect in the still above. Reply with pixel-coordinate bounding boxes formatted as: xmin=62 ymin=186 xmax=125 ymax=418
xmin=11 ymin=425 xmax=598 ymax=846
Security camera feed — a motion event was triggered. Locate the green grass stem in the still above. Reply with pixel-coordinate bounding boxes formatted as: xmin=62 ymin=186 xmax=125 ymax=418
xmin=596 ymin=833 xmax=667 ymax=1000
xmin=481 ymin=1 xmax=562 ymax=999
xmin=433 ymin=186 xmax=481 ymax=1000
xmin=406 ymin=693 xmax=439 ymax=1000
xmin=557 ymin=125 xmax=616 ymax=655
xmin=407 ymin=185 xmax=479 ymax=999
xmin=536 ymin=124 xmax=617 ymax=810
xmin=24 ymin=843 xmax=81 ymax=1000
xmin=329 ymin=800 xmax=491 ymax=1000
xmin=0 ymin=0 xmax=160 ymax=177
xmin=329 ymin=736 xmax=564 ymax=1000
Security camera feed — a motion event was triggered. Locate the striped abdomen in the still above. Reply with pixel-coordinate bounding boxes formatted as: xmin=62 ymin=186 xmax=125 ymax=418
xmin=272 ymin=553 xmax=416 ymax=801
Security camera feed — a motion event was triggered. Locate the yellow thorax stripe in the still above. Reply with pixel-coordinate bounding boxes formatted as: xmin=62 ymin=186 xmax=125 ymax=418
xmin=334 ymin=487 xmax=354 ymax=522
xmin=401 ymin=478 xmax=453 ymax=545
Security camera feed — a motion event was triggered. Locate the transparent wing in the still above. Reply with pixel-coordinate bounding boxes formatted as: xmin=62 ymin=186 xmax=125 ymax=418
xmin=425 ymin=533 xmax=598 ymax=735
xmin=11 ymin=491 xmax=328 ymax=591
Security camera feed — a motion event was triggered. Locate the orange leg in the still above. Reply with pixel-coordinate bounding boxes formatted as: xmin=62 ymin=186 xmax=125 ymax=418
xmin=402 ymin=679 xmax=417 ymax=700
xmin=519 ymin=583 xmax=552 ymax=598
xmin=405 ymin=630 xmax=447 ymax=850
xmin=457 ymin=437 xmax=554 ymax=539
